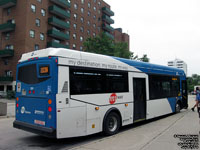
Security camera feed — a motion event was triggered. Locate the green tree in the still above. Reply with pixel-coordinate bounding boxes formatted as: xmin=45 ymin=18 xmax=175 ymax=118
xmin=83 ymin=32 xmax=132 ymax=59
xmin=113 ymin=42 xmax=131 ymax=59
xmin=187 ymin=74 xmax=200 ymax=92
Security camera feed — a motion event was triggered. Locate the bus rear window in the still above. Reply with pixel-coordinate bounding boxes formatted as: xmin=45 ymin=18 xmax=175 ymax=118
xmin=18 ymin=64 xmax=50 ymax=84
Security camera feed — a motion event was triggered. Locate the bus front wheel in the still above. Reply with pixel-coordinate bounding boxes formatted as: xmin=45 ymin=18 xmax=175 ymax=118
xmin=103 ymin=112 xmax=120 ymax=136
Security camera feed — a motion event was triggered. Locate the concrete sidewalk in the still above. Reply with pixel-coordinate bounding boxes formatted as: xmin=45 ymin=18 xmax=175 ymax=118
xmin=69 ymin=96 xmax=199 ymax=150
xmin=0 ymin=98 xmax=15 ymax=117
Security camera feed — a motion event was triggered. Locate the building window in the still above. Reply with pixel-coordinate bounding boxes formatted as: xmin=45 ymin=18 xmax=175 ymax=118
xmin=93 ymin=0 xmax=96 ymax=3
xmin=98 ymin=10 xmax=101 ymax=14
xmin=5 ymin=45 xmax=14 ymax=50
xmin=67 ymin=10 xmax=70 ymax=14
xmin=53 ymin=39 xmax=60 ymax=43
xmin=36 ymin=18 xmax=40 ymax=27
xmin=5 ymin=33 xmax=10 ymax=40
xmin=80 ymin=36 xmax=83 ymax=42
xmin=80 ymin=17 xmax=84 ymax=23
xmin=66 ymin=42 xmax=69 ymax=46
xmin=87 ymin=21 xmax=90 ymax=26
xmin=74 ymin=13 xmax=77 ymax=20
xmin=37 ymin=0 xmax=42 ymax=2
xmin=80 ymin=27 xmax=84 ymax=32
xmin=35 ymin=44 xmax=39 ymax=50
xmin=66 ymin=31 xmax=70 ymax=35
xmin=93 ymin=24 xmax=96 ymax=29
xmin=88 ymin=3 xmax=91 ymax=8
xmin=73 ymin=34 xmax=76 ymax=39
xmin=93 ymin=33 xmax=96 ymax=37
xmin=73 ymin=24 xmax=77 ymax=30
xmin=31 ymin=4 xmax=36 ymax=13
xmin=87 ymin=30 xmax=90 ymax=35
xmin=81 ymin=8 xmax=84 ymax=13
xmin=81 ymin=0 xmax=84 ymax=4
xmin=74 ymin=4 xmax=78 ymax=10
xmin=98 ymin=1 xmax=101 ymax=6
xmin=41 ymin=9 xmax=46 ymax=16
xmin=93 ymin=7 xmax=96 ymax=11
xmin=30 ymin=30 xmax=35 ymax=38
xmin=80 ymin=46 xmax=83 ymax=51
xmin=98 ymin=26 xmax=101 ymax=32
xmin=88 ymin=11 xmax=91 ymax=16
xmin=93 ymin=15 xmax=96 ymax=20
xmin=7 ymin=8 xmax=11 ymax=16
xmin=40 ymin=33 xmax=45 ymax=40
xmin=72 ymin=44 xmax=76 ymax=49
xmin=98 ymin=17 xmax=101 ymax=21
xmin=67 ymin=20 xmax=70 ymax=25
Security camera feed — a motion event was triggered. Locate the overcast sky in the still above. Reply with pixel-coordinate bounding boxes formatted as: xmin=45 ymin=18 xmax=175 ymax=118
xmin=104 ymin=0 xmax=200 ymax=76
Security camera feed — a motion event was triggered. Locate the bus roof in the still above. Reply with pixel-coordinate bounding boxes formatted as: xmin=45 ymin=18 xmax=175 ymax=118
xmin=19 ymin=48 xmax=185 ymax=77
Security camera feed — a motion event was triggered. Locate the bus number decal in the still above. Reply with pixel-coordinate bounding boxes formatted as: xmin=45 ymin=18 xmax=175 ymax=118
xmin=109 ymin=93 xmax=117 ymax=104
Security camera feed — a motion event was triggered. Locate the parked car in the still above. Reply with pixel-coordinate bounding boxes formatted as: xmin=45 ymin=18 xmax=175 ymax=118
xmin=0 ymin=91 xmax=6 ymax=98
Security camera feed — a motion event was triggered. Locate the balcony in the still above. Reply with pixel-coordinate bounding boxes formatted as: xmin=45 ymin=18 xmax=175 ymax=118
xmin=102 ymin=24 xmax=114 ymax=32
xmin=105 ymin=32 xmax=114 ymax=40
xmin=0 ymin=22 xmax=15 ymax=33
xmin=102 ymin=7 xmax=114 ymax=16
xmin=0 ymin=76 xmax=13 ymax=82
xmin=48 ymin=17 xmax=70 ymax=29
xmin=49 ymin=5 xmax=70 ymax=19
xmin=47 ymin=41 xmax=69 ymax=49
xmin=102 ymin=15 xmax=114 ymax=24
xmin=0 ymin=49 xmax=14 ymax=58
xmin=48 ymin=29 xmax=69 ymax=40
xmin=50 ymin=0 xmax=70 ymax=8
xmin=0 ymin=0 xmax=16 ymax=9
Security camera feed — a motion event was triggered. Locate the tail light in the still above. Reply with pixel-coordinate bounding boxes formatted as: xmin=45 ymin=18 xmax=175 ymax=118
xmin=48 ymin=106 xmax=52 ymax=112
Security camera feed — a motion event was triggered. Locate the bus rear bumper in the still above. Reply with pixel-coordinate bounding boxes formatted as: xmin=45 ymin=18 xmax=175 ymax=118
xmin=13 ymin=120 xmax=56 ymax=138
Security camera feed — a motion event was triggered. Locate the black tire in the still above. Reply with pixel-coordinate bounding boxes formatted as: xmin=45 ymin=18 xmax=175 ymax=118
xmin=103 ymin=112 xmax=120 ymax=136
xmin=175 ymin=102 xmax=181 ymax=113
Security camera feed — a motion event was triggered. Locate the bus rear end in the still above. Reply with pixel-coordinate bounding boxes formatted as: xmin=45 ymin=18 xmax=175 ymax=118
xmin=13 ymin=57 xmax=58 ymax=138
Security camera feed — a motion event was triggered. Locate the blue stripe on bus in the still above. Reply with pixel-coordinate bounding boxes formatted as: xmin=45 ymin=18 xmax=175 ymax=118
xmin=167 ymin=97 xmax=177 ymax=113
xmin=113 ymin=57 xmax=185 ymax=76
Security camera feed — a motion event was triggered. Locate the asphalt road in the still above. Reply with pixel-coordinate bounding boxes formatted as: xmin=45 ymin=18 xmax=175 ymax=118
xmin=0 ymin=95 xmax=198 ymax=150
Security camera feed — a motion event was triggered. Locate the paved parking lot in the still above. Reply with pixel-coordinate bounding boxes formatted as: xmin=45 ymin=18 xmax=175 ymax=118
xmin=0 ymin=96 xmax=199 ymax=150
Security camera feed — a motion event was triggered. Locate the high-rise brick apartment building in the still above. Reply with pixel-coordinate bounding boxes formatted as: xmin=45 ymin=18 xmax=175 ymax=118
xmin=0 ymin=0 xmax=123 ymax=93
xmin=114 ymin=28 xmax=129 ymax=50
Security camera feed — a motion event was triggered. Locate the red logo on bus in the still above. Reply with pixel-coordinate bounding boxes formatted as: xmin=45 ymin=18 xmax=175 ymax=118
xmin=109 ymin=93 xmax=117 ymax=104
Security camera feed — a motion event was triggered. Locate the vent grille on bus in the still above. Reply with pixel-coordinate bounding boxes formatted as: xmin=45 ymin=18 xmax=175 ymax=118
xmin=62 ymin=81 xmax=68 ymax=93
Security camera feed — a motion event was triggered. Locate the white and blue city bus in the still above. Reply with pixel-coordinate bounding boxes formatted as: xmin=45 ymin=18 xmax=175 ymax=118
xmin=13 ymin=48 xmax=188 ymax=139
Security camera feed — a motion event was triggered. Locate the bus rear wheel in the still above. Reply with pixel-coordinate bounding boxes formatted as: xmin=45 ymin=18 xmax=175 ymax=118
xmin=103 ymin=112 xmax=120 ymax=136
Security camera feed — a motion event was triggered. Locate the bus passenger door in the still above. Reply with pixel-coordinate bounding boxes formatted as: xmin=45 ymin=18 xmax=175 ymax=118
xmin=133 ymin=78 xmax=146 ymax=122
xmin=181 ymin=80 xmax=188 ymax=109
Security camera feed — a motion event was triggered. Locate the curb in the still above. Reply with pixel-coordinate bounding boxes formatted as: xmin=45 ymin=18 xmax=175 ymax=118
xmin=0 ymin=116 xmax=14 ymax=119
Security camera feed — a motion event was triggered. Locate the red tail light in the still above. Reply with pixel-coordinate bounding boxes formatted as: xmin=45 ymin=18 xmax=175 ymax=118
xmin=48 ymin=106 xmax=52 ymax=112
xmin=16 ymin=103 xmax=19 ymax=108
xmin=32 ymin=90 xmax=35 ymax=94
xmin=29 ymin=90 xmax=31 ymax=94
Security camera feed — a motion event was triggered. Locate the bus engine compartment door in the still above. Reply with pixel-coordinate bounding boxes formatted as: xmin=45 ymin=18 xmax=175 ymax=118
xmin=56 ymin=66 xmax=70 ymax=108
